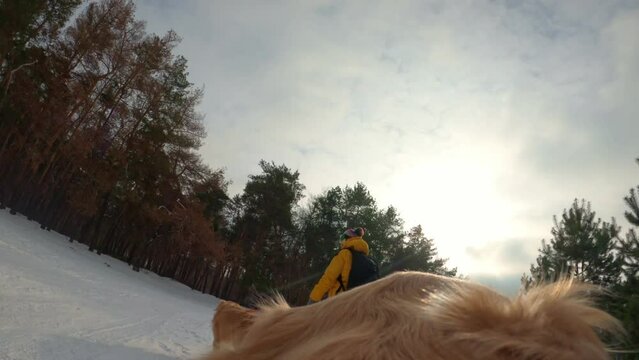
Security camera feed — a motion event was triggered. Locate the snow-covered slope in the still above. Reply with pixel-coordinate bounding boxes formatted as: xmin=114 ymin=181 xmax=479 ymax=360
xmin=0 ymin=209 xmax=218 ymax=360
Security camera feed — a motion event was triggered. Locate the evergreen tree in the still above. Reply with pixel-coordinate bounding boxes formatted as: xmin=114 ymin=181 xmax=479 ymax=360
xmin=620 ymin=184 xmax=639 ymax=279
xmin=298 ymin=186 xmax=346 ymax=274
xmin=614 ymin=158 xmax=639 ymax=348
xmin=228 ymin=160 xmax=305 ymax=292
xmin=387 ymin=225 xmax=457 ymax=276
xmin=529 ymin=199 xmax=622 ymax=287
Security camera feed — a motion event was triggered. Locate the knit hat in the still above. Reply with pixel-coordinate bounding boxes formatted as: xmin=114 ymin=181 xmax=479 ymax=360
xmin=341 ymin=227 xmax=365 ymax=239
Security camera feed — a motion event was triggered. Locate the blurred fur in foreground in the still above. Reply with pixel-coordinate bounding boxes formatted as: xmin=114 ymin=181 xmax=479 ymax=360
xmin=206 ymin=271 xmax=623 ymax=360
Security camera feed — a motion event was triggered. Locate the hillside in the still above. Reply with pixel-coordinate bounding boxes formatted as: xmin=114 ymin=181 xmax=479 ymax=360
xmin=0 ymin=209 xmax=217 ymax=360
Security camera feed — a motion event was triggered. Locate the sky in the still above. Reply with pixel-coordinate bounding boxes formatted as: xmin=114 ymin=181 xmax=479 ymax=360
xmin=132 ymin=0 xmax=639 ymax=295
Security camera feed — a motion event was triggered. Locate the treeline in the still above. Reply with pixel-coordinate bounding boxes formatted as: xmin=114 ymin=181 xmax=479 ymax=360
xmin=523 ymin=159 xmax=639 ymax=349
xmin=0 ymin=0 xmax=455 ymax=306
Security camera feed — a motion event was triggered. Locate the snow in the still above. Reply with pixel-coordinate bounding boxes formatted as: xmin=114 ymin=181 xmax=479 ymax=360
xmin=0 ymin=209 xmax=218 ymax=360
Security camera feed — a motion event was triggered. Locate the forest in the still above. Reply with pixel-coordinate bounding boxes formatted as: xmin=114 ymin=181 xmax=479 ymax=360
xmin=0 ymin=0 xmax=637 ymax=350
xmin=0 ymin=0 xmax=456 ymax=305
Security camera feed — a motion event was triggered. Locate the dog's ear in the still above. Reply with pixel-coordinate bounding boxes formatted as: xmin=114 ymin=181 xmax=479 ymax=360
xmin=425 ymin=280 xmax=623 ymax=359
xmin=212 ymin=300 xmax=257 ymax=351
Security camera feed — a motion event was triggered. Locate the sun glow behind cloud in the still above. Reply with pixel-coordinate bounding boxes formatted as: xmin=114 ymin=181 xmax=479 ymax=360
xmin=385 ymin=140 xmax=523 ymax=275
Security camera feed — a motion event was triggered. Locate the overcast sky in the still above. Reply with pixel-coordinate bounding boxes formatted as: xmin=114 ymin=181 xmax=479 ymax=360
xmin=133 ymin=0 xmax=639 ymax=295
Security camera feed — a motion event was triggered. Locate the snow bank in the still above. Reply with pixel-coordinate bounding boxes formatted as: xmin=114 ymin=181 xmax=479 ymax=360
xmin=0 ymin=209 xmax=218 ymax=360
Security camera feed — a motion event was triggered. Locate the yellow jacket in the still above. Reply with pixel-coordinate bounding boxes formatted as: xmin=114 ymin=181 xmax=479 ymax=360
xmin=309 ymin=237 xmax=370 ymax=302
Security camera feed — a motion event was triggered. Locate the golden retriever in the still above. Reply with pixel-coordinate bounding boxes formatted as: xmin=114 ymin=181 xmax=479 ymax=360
xmin=205 ymin=271 xmax=622 ymax=360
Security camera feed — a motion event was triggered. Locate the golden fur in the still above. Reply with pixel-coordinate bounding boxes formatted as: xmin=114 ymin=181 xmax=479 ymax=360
xmin=205 ymin=271 xmax=622 ymax=360
xmin=212 ymin=300 xmax=257 ymax=352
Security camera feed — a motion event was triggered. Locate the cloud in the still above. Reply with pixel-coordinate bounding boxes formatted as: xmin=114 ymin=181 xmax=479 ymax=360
xmin=469 ymin=273 xmax=523 ymax=297
xmin=466 ymin=238 xmax=538 ymax=275
xmin=132 ymin=0 xmax=639 ymax=277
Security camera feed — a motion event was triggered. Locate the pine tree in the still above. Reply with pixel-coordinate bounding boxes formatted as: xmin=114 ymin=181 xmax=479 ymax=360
xmin=619 ymin=184 xmax=639 ymax=279
xmin=228 ymin=160 xmax=305 ymax=293
xmin=613 ymin=158 xmax=639 ymax=348
xmin=529 ymin=199 xmax=622 ymax=287
xmin=387 ymin=225 xmax=457 ymax=276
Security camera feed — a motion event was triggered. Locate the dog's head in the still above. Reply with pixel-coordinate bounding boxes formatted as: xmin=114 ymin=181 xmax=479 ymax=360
xmin=205 ymin=273 xmax=623 ymax=360
xmin=212 ymin=300 xmax=256 ymax=352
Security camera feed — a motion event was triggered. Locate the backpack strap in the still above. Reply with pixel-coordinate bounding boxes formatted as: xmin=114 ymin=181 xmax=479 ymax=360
xmin=335 ymin=248 xmax=355 ymax=293
xmin=337 ymin=274 xmax=345 ymax=293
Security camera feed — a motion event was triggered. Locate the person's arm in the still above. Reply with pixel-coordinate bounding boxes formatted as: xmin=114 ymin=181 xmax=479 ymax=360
xmin=308 ymin=251 xmax=346 ymax=302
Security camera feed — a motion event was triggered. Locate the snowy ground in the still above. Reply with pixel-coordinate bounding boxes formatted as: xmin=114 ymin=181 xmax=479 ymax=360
xmin=0 ymin=209 xmax=218 ymax=360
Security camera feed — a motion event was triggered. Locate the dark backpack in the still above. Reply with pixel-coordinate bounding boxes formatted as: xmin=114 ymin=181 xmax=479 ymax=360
xmin=338 ymin=248 xmax=379 ymax=292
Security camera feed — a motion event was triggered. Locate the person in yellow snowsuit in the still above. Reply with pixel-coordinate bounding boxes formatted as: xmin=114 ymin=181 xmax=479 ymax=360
xmin=308 ymin=227 xmax=370 ymax=304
